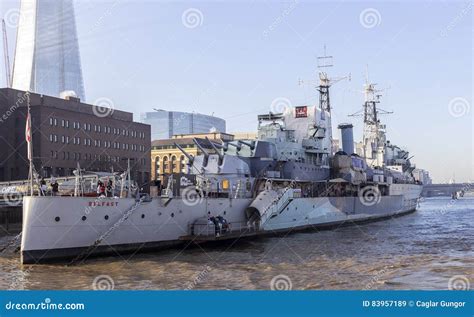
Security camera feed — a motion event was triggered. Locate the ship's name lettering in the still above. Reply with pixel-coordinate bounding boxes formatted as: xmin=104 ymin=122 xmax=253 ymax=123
xmin=88 ymin=201 xmax=119 ymax=207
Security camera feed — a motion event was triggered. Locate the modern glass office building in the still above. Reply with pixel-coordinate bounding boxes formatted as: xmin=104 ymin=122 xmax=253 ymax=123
xmin=141 ymin=110 xmax=226 ymax=141
xmin=12 ymin=0 xmax=86 ymax=101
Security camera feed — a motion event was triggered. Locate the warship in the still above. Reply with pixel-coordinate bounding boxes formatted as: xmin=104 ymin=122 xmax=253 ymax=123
xmin=20 ymin=67 xmax=423 ymax=264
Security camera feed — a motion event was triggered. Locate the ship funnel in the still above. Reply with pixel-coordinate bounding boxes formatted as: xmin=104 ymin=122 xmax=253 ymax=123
xmin=205 ymin=137 xmax=224 ymax=165
xmin=338 ymin=123 xmax=354 ymax=155
xmin=174 ymin=143 xmax=194 ymax=165
xmin=193 ymin=138 xmax=209 ymax=167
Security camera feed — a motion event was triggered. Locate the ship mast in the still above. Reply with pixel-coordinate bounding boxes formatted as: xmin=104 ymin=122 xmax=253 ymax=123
xmin=316 ymin=46 xmax=351 ymax=113
xmin=349 ymin=67 xmax=392 ymax=167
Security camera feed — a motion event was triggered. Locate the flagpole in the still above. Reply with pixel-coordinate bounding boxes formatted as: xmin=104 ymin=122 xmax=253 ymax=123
xmin=26 ymin=92 xmax=33 ymax=196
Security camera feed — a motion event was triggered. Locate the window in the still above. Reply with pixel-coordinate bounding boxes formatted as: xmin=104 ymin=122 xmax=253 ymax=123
xmin=49 ymin=117 xmax=53 ymax=126
xmin=66 ymin=120 xmax=69 ymax=128
xmin=163 ymin=157 xmax=169 ymax=172
xmin=155 ymin=156 xmax=160 ymax=177
xmin=180 ymin=155 xmax=186 ymax=172
xmin=171 ymin=156 xmax=177 ymax=171
xmin=61 ymin=119 xmax=65 ymax=127
xmin=54 ymin=118 xmax=57 ymax=126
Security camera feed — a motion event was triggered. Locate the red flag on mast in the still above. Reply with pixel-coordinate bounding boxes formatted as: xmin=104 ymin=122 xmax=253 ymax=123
xmin=26 ymin=111 xmax=32 ymax=160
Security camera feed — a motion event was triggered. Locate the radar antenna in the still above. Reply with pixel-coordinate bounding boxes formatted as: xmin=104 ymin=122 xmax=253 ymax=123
xmin=298 ymin=45 xmax=350 ymax=113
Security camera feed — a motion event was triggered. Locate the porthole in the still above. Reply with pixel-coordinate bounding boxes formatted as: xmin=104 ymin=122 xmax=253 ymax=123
xmin=55 ymin=216 xmax=60 ymax=222
xmin=141 ymin=214 xmax=145 ymax=219
xmin=104 ymin=215 xmax=109 ymax=220
xmin=81 ymin=216 xmax=87 ymax=221
xmin=171 ymin=213 xmax=175 ymax=218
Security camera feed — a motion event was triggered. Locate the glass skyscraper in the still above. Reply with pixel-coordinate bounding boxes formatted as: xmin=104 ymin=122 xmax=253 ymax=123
xmin=12 ymin=0 xmax=86 ymax=101
xmin=141 ymin=110 xmax=226 ymax=141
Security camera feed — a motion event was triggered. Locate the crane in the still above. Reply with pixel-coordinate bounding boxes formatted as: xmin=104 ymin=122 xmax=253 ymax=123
xmin=2 ymin=19 xmax=12 ymax=88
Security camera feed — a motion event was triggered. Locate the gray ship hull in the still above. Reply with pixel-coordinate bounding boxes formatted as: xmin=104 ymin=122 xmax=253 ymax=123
xmin=21 ymin=184 xmax=422 ymax=264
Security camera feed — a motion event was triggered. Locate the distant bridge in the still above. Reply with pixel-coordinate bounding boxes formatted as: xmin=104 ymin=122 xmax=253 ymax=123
xmin=421 ymin=183 xmax=474 ymax=197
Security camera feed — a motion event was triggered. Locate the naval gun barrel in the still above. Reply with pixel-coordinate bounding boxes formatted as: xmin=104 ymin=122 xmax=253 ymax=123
xmin=205 ymin=137 xmax=224 ymax=164
xmin=238 ymin=140 xmax=255 ymax=150
xmin=193 ymin=138 xmax=209 ymax=167
xmin=174 ymin=143 xmax=194 ymax=165
xmin=227 ymin=142 xmax=242 ymax=152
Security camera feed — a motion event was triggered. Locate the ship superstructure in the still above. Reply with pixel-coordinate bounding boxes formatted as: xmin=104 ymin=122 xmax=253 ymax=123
xmin=19 ymin=60 xmax=423 ymax=264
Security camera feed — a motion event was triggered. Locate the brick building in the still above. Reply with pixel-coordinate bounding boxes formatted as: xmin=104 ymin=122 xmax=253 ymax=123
xmin=0 ymin=88 xmax=151 ymax=187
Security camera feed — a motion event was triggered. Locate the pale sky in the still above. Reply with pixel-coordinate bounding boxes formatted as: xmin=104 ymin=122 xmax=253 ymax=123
xmin=1 ymin=0 xmax=472 ymax=183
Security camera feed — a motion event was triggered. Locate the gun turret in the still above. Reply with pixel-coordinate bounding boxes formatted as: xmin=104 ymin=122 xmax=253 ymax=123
xmin=238 ymin=140 xmax=255 ymax=150
xmin=227 ymin=142 xmax=242 ymax=152
xmin=193 ymin=138 xmax=209 ymax=167
xmin=205 ymin=137 xmax=224 ymax=165
xmin=174 ymin=143 xmax=194 ymax=165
